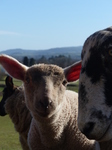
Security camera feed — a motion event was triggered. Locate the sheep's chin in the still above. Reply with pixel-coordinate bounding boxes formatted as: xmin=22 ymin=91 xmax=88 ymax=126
xmin=32 ymin=107 xmax=55 ymax=119
xmin=97 ymin=122 xmax=112 ymax=142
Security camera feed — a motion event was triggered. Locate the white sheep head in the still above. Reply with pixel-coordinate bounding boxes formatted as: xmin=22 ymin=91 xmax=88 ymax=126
xmin=78 ymin=26 xmax=112 ymax=142
xmin=0 ymin=55 xmax=81 ymax=119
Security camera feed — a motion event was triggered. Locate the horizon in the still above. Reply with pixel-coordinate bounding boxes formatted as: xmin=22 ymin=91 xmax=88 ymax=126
xmin=0 ymin=45 xmax=82 ymax=52
xmin=0 ymin=0 xmax=112 ymax=51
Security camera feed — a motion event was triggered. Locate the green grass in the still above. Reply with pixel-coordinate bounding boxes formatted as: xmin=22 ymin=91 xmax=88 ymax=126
xmin=0 ymin=116 xmax=22 ymax=150
xmin=0 ymin=76 xmax=79 ymax=150
xmin=67 ymin=81 xmax=79 ymax=93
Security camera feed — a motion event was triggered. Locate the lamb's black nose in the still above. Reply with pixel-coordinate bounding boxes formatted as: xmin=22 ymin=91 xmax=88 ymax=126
xmin=39 ymin=98 xmax=52 ymax=109
xmin=82 ymin=122 xmax=95 ymax=138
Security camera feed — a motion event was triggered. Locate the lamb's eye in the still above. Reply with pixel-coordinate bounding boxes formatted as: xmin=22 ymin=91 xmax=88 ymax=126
xmin=62 ymin=80 xmax=67 ymax=86
xmin=54 ymin=72 xmax=59 ymax=76
xmin=109 ymin=49 xmax=112 ymax=56
xmin=25 ymin=77 xmax=30 ymax=84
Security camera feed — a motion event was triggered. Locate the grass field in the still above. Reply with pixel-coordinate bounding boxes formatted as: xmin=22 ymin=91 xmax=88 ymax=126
xmin=0 ymin=116 xmax=22 ymax=150
xmin=0 ymin=76 xmax=79 ymax=150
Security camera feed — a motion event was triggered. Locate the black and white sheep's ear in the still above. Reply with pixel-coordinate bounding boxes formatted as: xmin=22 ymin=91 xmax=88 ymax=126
xmin=0 ymin=54 xmax=28 ymax=81
xmin=64 ymin=60 xmax=82 ymax=82
xmin=5 ymin=76 xmax=14 ymax=90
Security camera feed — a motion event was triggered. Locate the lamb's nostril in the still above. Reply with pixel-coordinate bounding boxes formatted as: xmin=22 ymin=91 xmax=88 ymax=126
xmin=82 ymin=122 xmax=95 ymax=137
xmin=39 ymin=99 xmax=52 ymax=109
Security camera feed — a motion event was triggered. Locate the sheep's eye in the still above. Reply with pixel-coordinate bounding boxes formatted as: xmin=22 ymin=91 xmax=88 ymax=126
xmin=109 ymin=49 xmax=112 ymax=56
xmin=25 ymin=77 xmax=30 ymax=84
xmin=62 ymin=80 xmax=67 ymax=86
xmin=54 ymin=72 xmax=60 ymax=76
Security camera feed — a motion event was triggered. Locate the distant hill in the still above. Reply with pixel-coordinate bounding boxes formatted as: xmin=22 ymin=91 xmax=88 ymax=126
xmin=0 ymin=46 xmax=82 ymax=61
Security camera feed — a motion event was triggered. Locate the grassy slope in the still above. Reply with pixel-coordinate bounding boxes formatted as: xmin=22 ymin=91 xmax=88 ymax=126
xmin=0 ymin=77 xmax=78 ymax=150
xmin=0 ymin=116 xmax=21 ymax=150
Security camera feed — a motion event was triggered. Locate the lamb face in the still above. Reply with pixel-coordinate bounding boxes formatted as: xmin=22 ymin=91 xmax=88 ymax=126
xmin=78 ymin=27 xmax=112 ymax=142
xmin=24 ymin=64 xmax=67 ymax=118
xmin=0 ymin=54 xmax=81 ymax=119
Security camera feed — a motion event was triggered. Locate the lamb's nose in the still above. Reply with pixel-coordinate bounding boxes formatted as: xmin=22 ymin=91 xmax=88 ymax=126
xmin=39 ymin=98 xmax=52 ymax=109
xmin=82 ymin=122 xmax=95 ymax=138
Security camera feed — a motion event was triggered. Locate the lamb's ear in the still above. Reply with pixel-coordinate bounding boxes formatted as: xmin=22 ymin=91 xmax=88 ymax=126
xmin=5 ymin=76 xmax=14 ymax=90
xmin=64 ymin=60 xmax=81 ymax=82
xmin=0 ymin=55 xmax=28 ymax=81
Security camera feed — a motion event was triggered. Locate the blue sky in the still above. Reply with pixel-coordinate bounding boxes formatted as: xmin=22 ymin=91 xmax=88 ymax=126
xmin=0 ymin=0 xmax=112 ymax=51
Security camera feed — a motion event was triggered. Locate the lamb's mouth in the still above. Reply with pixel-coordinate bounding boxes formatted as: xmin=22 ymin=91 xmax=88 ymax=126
xmin=36 ymin=109 xmax=50 ymax=117
xmin=36 ymin=108 xmax=50 ymax=117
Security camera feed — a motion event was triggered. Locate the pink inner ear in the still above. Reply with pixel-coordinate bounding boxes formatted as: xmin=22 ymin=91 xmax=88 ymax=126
xmin=67 ymin=63 xmax=81 ymax=82
xmin=0 ymin=55 xmax=27 ymax=81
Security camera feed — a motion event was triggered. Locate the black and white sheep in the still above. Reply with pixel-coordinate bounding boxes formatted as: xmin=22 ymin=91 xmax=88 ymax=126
xmin=78 ymin=26 xmax=112 ymax=150
xmin=0 ymin=76 xmax=31 ymax=150
xmin=0 ymin=54 xmax=100 ymax=150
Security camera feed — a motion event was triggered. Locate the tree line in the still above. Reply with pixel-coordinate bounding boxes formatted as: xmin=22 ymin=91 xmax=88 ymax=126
xmin=23 ymin=55 xmax=79 ymax=68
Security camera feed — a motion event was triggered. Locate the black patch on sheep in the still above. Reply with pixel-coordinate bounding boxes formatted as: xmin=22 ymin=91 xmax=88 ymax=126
xmin=104 ymin=72 xmax=112 ymax=106
xmin=106 ymin=27 xmax=112 ymax=32
xmin=91 ymin=109 xmax=112 ymax=121
xmin=81 ymin=34 xmax=112 ymax=84
xmin=81 ymin=47 xmax=103 ymax=84
xmin=79 ymin=83 xmax=88 ymax=103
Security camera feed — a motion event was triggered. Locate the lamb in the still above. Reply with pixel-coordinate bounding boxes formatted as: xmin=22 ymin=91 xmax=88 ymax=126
xmin=0 ymin=54 xmax=100 ymax=150
xmin=0 ymin=76 xmax=31 ymax=150
xmin=78 ymin=26 xmax=112 ymax=150
xmin=0 ymin=72 xmax=82 ymax=150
